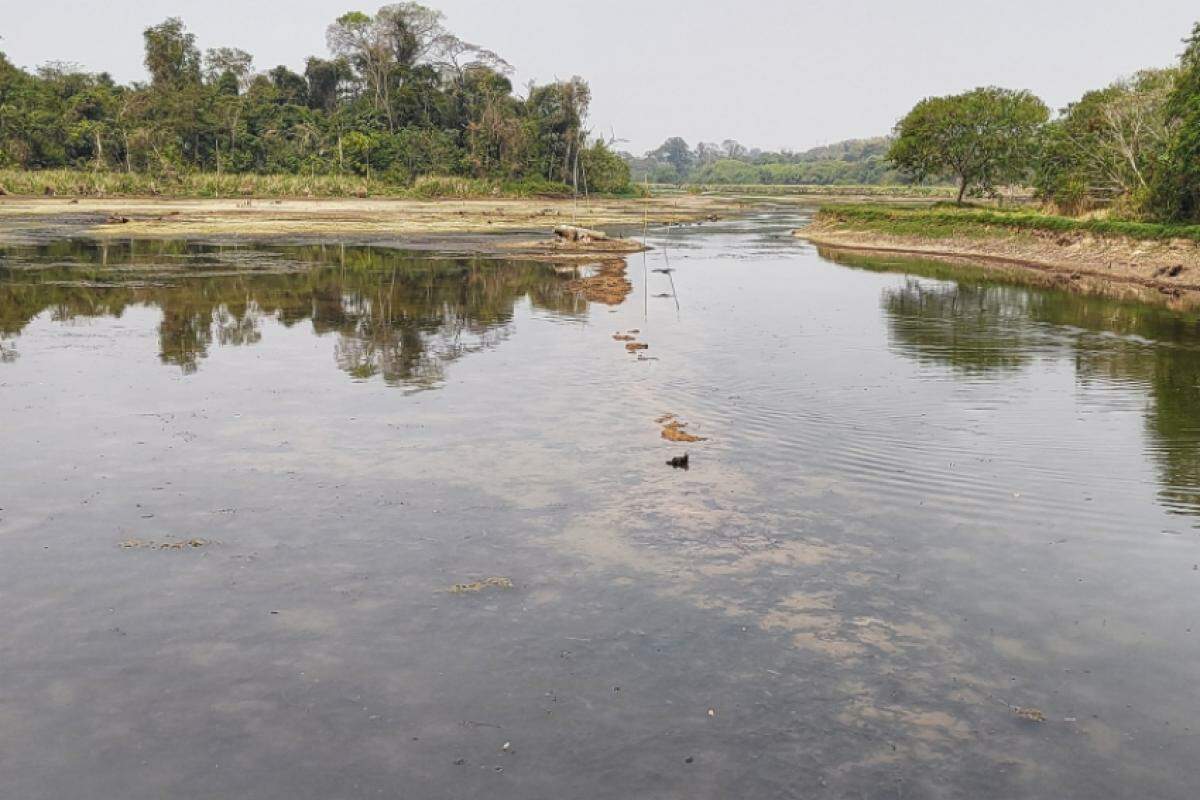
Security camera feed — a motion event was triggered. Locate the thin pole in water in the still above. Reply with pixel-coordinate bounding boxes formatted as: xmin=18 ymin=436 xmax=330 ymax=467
xmin=643 ymin=177 xmax=650 ymax=320
xmin=663 ymin=245 xmax=680 ymax=315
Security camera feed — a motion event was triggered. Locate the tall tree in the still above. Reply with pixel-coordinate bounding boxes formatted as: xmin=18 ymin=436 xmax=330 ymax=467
xmin=143 ymin=18 xmax=202 ymax=88
xmin=325 ymin=3 xmax=448 ymax=131
xmin=304 ymin=57 xmax=350 ymax=113
xmin=204 ymin=48 xmax=255 ymax=93
xmin=526 ymin=78 xmax=591 ymax=187
xmin=889 ymin=87 xmax=1049 ymax=203
xmin=721 ymin=139 xmax=747 ymax=159
xmin=650 ymin=137 xmax=694 ymax=180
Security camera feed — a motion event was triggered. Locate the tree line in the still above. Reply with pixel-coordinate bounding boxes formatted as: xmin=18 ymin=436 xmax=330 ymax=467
xmin=627 ymin=18 xmax=1200 ymax=223
xmin=622 ymin=137 xmax=908 ymax=186
xmin=889 ymin=20 xmax=1200 ymax=221
xmin=0 ymin=3 xmax=632 ymax=193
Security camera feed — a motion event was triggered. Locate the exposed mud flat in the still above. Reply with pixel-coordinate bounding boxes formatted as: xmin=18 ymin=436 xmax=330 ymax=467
xmin=0 ymin=194 xmax=738 ymax=243
xmin=499 ymin=236 xmax=647 ymax=259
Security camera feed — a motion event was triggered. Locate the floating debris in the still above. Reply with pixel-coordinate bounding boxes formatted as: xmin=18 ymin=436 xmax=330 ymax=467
xmin=659 ymin=414 xmax=707 ymax=443
xmin=626 ymin=342 xmax=649 ymax=352
xmin=1013 ymin=707 xmax=1047 ymax=723
xmin=119 ymin=538 xmax=210 ymax=550
xmin=451 ymin=576 xmax=514 ymax=594
xmin=565 ymin=260 xmax=632 ymax=305
xmin=667 ymin=454 xmax=690 ymax=470
xmin=613 ymin=334 xmax=637 ymax=342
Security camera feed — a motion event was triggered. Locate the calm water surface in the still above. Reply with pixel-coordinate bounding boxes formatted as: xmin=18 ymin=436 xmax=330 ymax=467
xmin=2 ymin=212 xmax=1198 ymax=799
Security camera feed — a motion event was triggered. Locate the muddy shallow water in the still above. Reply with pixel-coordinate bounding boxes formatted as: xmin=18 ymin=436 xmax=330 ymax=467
xmin=2 ymin=211 xmax=1198 ymax=799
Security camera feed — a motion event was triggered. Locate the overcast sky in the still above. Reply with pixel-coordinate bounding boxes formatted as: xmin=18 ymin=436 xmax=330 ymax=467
xmin=1 ymin=1 xmax=1196 ymax=154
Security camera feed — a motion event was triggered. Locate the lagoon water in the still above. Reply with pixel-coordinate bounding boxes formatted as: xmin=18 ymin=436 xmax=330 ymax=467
xmin=2 ymin=211 xmax=1198 ymax=799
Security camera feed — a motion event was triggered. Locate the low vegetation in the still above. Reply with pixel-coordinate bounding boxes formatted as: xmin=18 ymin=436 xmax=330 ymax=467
xmin=817 ymin=204 xmax=1200 ymax=243
xmin=0 ymin=168 xmax=589 ymax=199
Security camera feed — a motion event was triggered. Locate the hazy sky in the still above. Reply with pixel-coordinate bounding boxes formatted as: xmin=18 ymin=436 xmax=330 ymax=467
xmin=1 ymin=1 xmax=1196 ymax=154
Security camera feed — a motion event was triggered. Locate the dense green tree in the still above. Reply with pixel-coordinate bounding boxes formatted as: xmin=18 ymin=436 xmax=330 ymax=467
xmin=1152 ymin=23 xmax=1200 ymax=221
xmin=648 ymin=136 xmax=693 ymax=182
xmin=304 ymin=57 xmax=351 ymax=113
xmin=889 ymin=87 xmax=1048 ymax=203
xmin=525 ymin=78 xmax=591 ymax=185
xmin=580 ymin=141 xmax=631 ymax=194
xmin=1036 ymin=70 xmax=1177 ymax=213
xmin=268 ymin=66 xmax=310 ymax=107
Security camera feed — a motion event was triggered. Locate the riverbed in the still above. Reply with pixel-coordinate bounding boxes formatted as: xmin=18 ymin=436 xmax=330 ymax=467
xmin=1 ymin=210 xmax=1197 ymax=799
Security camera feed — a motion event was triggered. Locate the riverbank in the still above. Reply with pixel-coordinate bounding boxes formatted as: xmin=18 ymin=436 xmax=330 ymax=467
xmin=799 ymin=205 xmax=1200 ymax=296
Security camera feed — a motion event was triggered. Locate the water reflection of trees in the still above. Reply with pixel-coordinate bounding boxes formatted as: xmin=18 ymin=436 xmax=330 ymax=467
xmin=0 ymin=241 xmax=587 ymax=389
xmin=829 ymin=250 xmax=1200 ymax=520
xmin=883 ymin=280 xmax=1041 ymax=374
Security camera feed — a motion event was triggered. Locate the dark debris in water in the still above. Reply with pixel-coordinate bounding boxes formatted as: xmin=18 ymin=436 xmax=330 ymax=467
xmin=119 ymin=538 xmax=211 ymax=550
xmin=450 ymin=577 xmax=514 ymax=594
xmin=1013 ymin=707 xmax=1047 ymax=723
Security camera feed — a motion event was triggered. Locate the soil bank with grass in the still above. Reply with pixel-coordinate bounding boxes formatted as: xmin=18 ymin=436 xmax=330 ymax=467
xmin=799 ymin=205 xmax=1200 ymax=298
